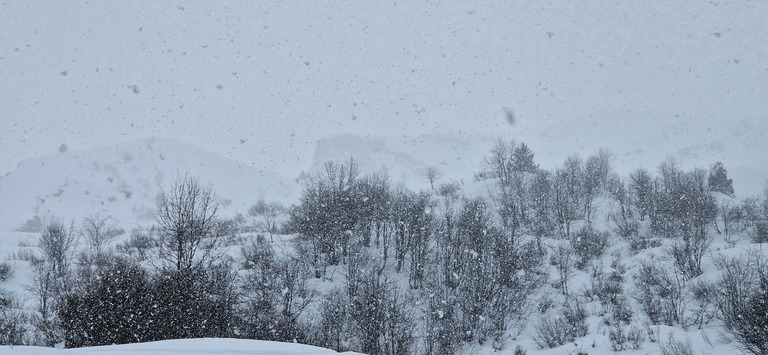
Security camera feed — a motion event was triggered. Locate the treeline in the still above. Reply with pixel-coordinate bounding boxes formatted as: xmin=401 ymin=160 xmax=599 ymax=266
xmin=287 ymin=157 xmax=546 ymax=353
xmin=0 ymin=139 xmax=767 ymax=354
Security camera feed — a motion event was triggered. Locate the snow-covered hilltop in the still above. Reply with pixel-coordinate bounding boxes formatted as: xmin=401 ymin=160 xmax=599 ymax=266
xmin=2 ymin=129 xmax=766 ymax=235
xmin=0 ymin=137 xmax=298 ymax=233
xmin=309 ymin=124 xmax=768 ymax=200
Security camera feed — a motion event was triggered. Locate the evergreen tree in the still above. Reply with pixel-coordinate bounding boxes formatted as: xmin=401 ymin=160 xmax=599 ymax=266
xmin=512 ymin=143 xmax=538 ymax=173
xmin=629 ymin=168 xmax=654 ymax=221
xmin=708 ymin=161 xmax=734 ymax=196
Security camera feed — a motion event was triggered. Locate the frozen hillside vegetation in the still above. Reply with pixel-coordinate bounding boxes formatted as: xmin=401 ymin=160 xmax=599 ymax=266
xmin=0 ymin=138 xmax=767 ymax=355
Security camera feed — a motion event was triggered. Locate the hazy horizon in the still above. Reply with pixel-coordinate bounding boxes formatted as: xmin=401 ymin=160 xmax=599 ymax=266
xmin=2 ymin=1 xmax=766 ymax=185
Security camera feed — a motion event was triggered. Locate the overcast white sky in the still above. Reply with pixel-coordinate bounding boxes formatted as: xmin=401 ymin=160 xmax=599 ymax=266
xmin=1 ymin=1 xmax=766 ymax=181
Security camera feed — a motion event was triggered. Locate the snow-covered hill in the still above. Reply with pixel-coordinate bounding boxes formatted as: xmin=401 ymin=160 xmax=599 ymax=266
xmin=0 ymin=137 xmax=298 ymax=233
xmin=308 ymin=133 xmax=489 ymax=190
xmin=309 ymin=123 xmax=768 ymax=200
xmin=0 ymin=338 xmax=361 ymax=355
xmin=2 ymin=127 xmax=761 ymax=236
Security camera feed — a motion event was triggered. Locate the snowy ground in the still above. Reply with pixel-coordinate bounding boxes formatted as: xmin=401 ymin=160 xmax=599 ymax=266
xmin=0 ymin=338 xmax=361 ymax=355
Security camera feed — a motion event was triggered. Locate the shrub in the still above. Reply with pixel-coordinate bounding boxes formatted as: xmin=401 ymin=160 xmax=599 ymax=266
xmin=532 ymin=315 xmax=571 ymax=349
xmin=609 ymin=326 xmax=627 ymax=351
xmin=668 ymin=229 xmax=712 ymax=280
xmin=0 ymin=295 xmax=28 ymax=345
xmin=612 ymin=211 xmax=639 ymax=241
xmin=313 ymin=288 xmax=351 ymax=352
xmin=658 ymin=334 xmax=695 ymax=355
xmin=0 ymin=262 xmax=11 ymax=281
xmin=115 ymin=230 xmax=157 ymax=261
xmin=608 ymin=324 xmax=646 ymax=351
xmin=611 ymin=296 xmax=634 ymax=325
xmin=9 ymin=249 xmax=37 ymax=263
xmin=571 ymin=226 xmax=609 ymax=269
xmin=60 ymin=257 xmax=238 ymax=348
xmin=714 ymin=253 xmax=768 ymax=354
xmin=585 ymin=269 xmax=623 ymax=306
xmin=753 ymin=221 xmax=768 ymax=243
xmin=626 ymin=234 xmax=662 ymax=251
xmin=632 ymin=260 xmax=686 ymax=326
xmin=60 ymin=257 xmax=153 ymax=347
xmin=626 ymin=325 xmax=646 ymax=350
xmin=563 ymin=302 xmax=589 ymax=338
xmin=532 ymin=302 xmax=588 ymax=349
xmin=689 ymin=280 xmax=717 ymax=329
xmin=551 ymin=244 xmax=575 ymax=296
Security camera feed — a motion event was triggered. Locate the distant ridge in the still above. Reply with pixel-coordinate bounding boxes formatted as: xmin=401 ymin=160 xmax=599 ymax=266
xmin=309 ymin=127 xmax=768 ymax=200
xmin=0 ymin=137 xmax=298 ymax=232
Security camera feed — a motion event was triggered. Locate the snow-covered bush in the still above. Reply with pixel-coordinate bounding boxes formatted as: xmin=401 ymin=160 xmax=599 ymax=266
xmin=312 ymin=288 xmax=352 ymax=352
xmin=240 ymin=238 xmax=313 ymax=343
xmin=0 ymin=295 xmax=28 ymax=345
xmin=60 ymin=256 xmax=152 ymax=347
xmin=752 ymin=221 xmax=768 ymax=243
xmin=609 ymin=324 xmax=646 ymax=351
xmin=611 ymin=296 xmax=634 ymax=325
xmin=115 ymin=229 xmax=157 ymax=261
xmin=81 ymin=213 xmax=121 ymax=255
xmin=585 ymin=261 xmax=623 ymax=307
xmin=714 ymin=252 xmax=768 ymax=354
xmin=667 ymin=232 xmax=712 ymax=280
xmin=0 ymin=262 xmax=11 ymax=281
xmin=689 ymin=280 xmax=718 ymax=329
xmin=532 ymin=302 xmax=588 ymax=349
xmin=632 ymin=260 xmax=687 ymax=327
xmin=60 ymin=256 xmax=238 ymax=348
xmin=571 ymin=225 xmax=609 ymax=269
xmin=532 ymin=315 xmax=571 ymax=349
xmin=658 ymin=334 xmax=695 ymax=355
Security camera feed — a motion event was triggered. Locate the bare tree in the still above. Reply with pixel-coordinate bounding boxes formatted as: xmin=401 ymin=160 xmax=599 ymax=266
xmin=248 ymin=200 xmax=286 ymax=241
xmin=81 ymin=213 xmax=120 ymax=255
xmin=156 ymin=175 xmax=228 ymax=271
xmin=583 ymin=149 xmax=611 ymax=223
xmin=552 ymin=244 xmax=575 ymax=296
xmin=31 ymin=218 xmax=77 ymax=345
xmin=423 ymin=166 xmax=443 ymax=190
xmin=289 ymin=158 xmax=362 ymax=275
xmin=630 ymin=168 xmax=654 ymax=222
xmin=38 ymin=219 xmax=77 ymax=280
xmin=484 ymin=138 xmax=515 ymax=187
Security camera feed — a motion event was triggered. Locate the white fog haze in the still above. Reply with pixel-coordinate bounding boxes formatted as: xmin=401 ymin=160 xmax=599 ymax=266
xmin=1 ymin=1 xmax=766 ymax=194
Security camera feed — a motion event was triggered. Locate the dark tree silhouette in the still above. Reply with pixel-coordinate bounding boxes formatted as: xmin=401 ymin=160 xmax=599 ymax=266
xmin=156 ymin=175 xmax=228 ymax=271
xmin=708 ymin=161 xmax=734 ymax=197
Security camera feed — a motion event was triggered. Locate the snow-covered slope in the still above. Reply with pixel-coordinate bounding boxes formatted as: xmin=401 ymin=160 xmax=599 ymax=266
xmin=0 ymin=338 xmax=360 ymax=355
xmin=308 ymin=133 xmax=490 ymax=189
xmin=309 ymin=121 xmax=768 ymax=200
xmin=0 ymin=137 xmax=298 ymax=233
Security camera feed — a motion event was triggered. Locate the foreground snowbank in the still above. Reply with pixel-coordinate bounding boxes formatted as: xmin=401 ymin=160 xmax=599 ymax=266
xmin=0 ymin=338 xmax=359 ymax=355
